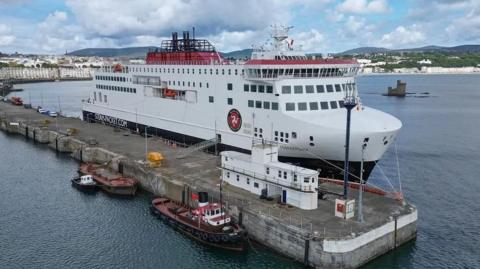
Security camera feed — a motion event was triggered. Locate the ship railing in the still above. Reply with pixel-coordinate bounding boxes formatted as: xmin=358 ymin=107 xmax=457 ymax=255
xmin=143 ymin=60 xmax=231 ymax=66
xmin=244 ymin=70 xmax=356 ymax=81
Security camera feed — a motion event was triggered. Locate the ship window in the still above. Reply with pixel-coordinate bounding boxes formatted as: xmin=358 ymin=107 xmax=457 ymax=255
xmin=286 ymin=102 xmax=295 ymax=111
xmin=247 ymin=178 xmax=250 ymax=185
xmin=244 ymin=84 xmax=249 ymax=92
xmin=193 ymin=82 xmax=195 ymax=87
xmin=304 ymin=177 xmax=310 ymax=183
xmin=272 ymin=102 xmax=279 ymax=110
xmin=282 ymin=85 xmax=291 ymax=94
xmin=210 ymin=69 xmax=213 ymax=75
xmin=310 ymin=102 xmax=319 ymax=110
xmin=183 ymin=81 xmax=185 ymax=86
xmin=320 ymin=101 xmax=329 ymax=110
xmin=251 ymin=85 xmax=257 ymax=92
xmin=226 ymin=172 xmax=230 ymax=178
xmin=93 ymin=92 xmax=97 ymax=101
xmin=326 ymin=85 xmax=334 ymax=92
xmin=236 ymin=175 xmax=239 ymax=181
xmin=254 ymin=182 xmax=259 ymax=188
xmin=266 ymin=85 xmax=273 ymax=93
xmin=227 ymin=98 xmax=233 ymax=105
xmin=222 ymin=69 xmax=225 ymax=75
xmin=330 ymin=101 xmax=338 ymax=109
xmin=294 ymin=85 xmax=303 ymax=94
xmin=294 ymin=174 xmax=297 ymax=182
xmin=306 ymin=85 xmax=314 ymax=93
xmin=310 ymin=136 xmax=314 ymax=141
xmin=173 ymin=81 xmax=175 ymax=86
xmin=188 ymin=82 xmax=190 ymax=87
xmin=335 ymin=84 xmax=342 ymax=92
xmin=227 ymin=83 xmax=233 ymax=91
xmin=206 ymin=83 xmax=209 ymax=88
xmin=177 ymin=68 xmax=180 ymax=73
xmin=235 ymin=69 xmax=238 ymax=75
xmin=182 ymin=68 xmax=184 ymax=74
xmin=259 ymin=85 xmax=265 ymax=93
xmin=278 ymin=171 xmax=281 ymax=178
xmin=263 ymin=101 xmax=270 ymax=109
xmin=248 ymin=100 xmax=254 ymax=107
xmin=292 ymin=132 xmax=297 ymax=138
xmin=266 ymin=167 xmax=270 ymax=174
xmin=209 ymin=96 xmax=214 ymax=103
xmin=187 ymin=69 xmax=189 ymax=74
xmin=255 ymin=101 xmax=262 ymax=108
xmin=283 ymin=171 xmax=287 ymax=179
xmin=275 ymin=131 xmax=278 ymax=136
xmin=216 ymin=69 xmax=218 ymax=75
xmin=280 ymin=132 xmax=284 ymax=137
xmin=200 ymin=82 xmax=202 ymax=88
xmin=298 ymin=102 xmax=307 ymax=111
xmin=339 ymin=100 xmax=345 ymax=108
xmin=285 ymin=132 xmax=288 ymax=138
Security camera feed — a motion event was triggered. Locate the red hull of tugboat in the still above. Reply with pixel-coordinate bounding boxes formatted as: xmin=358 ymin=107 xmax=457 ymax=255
xmin=150 ymin=197 xmax=246 ymax=251
xmin=78 ymin=163 xmax=138 ymax=196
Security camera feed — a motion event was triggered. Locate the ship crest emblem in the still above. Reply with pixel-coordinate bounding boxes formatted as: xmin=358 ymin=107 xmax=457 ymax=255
xmin=227 ymin=109 xmax=242 ymax=132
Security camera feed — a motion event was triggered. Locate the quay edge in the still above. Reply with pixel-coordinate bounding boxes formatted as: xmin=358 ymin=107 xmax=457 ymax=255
xmin=0 ymin=105 xmax=417 ymax=269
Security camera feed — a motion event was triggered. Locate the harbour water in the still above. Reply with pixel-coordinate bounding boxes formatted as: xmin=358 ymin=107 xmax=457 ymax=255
xmin=2 ymin=74 xmax=480 ymax=268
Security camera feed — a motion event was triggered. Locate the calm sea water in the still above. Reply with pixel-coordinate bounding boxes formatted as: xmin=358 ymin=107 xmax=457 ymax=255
xmin=2 ymin=75 xmax=480 ymax=268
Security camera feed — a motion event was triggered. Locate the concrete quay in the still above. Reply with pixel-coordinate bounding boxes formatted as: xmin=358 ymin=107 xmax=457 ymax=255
xmin=0 ymin=101 xmax=417 ymax=268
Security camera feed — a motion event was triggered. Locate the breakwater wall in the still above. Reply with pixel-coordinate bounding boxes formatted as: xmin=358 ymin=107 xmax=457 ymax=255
xmin=0 ymin=115 xmax=417 ymax=268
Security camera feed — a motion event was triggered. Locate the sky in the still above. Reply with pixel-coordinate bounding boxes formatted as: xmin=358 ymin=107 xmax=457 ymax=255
xmin=0 ymin=0 xmax=479 ymax=54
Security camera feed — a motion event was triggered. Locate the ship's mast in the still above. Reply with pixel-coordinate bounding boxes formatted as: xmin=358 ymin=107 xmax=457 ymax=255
xmin=271 ymin=24 xmax=294 ymax=51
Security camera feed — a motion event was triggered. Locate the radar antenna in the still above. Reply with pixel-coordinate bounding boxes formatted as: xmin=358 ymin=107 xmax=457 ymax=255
xmin=270 ymin=24 xmax=294 ymax=50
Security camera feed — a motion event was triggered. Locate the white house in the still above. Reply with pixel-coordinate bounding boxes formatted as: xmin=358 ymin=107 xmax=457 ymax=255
xmin=220 ymin=142 xmax=319 ymax=210
xmin=417 ymin=59 xmax=432 ymax=65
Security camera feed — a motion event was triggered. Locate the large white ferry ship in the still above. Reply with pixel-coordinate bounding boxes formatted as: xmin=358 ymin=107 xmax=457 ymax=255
xmin=82 ymin=26 xmax=402 ymax=180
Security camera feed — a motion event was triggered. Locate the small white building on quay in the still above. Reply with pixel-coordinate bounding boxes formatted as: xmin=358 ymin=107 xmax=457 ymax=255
xmin=220 ymin=142 xmax=319 ymax=210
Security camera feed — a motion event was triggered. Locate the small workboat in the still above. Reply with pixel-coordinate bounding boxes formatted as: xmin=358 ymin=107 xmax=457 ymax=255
xmin=151 ymin=192 xmax=246 ymax=251
xmin=71 ymin=174 xmax=98 ymax=192
xmin=78 ymin=163 xmax=138 ymax=196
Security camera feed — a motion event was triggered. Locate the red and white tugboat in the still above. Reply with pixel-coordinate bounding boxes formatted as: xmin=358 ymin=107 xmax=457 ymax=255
xmin=151 ymin=192 xmax=246 ymax=251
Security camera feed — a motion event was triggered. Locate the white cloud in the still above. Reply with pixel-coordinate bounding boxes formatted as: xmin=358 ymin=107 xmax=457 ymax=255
xmin=291 ymin=29 xmax=326 ymax=52
xmin=337 ymin=0 xmax=390 ymax=14
xmin=379 ymin=25 xmax=426 ymax=48
xmin=65 ymin=0 xmax=292 ymax=38
xmin=0 ymin=23 xmax=15 ymax=46
xmin=446 ymin=7 xmax=480 ymax=42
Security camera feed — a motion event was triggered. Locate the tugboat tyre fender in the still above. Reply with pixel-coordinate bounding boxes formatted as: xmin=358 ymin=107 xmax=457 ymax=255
xmin=221 ymin=235 xmax=229 ymax=242
xmin=212 ymin=235 xmax=221 ymax=243
xmin=201 ymin=233 xmax=209 ymax=241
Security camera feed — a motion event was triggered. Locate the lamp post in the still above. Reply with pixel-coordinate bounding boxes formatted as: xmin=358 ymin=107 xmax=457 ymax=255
xmin=343 ymin=82 xmax=357 ymax=199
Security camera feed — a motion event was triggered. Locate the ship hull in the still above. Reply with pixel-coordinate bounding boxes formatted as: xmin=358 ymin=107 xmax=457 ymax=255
xmin=83 ymin=110 xmax=375 ymax=180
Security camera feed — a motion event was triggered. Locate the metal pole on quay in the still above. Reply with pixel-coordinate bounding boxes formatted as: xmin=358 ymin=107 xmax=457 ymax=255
xmin=343 ymin=82 xmax=357 ymax=199
xmin=145 ymin=125 xmax=148 ymax=165
xmin=358 ymin=142 xmax=367 ymax=223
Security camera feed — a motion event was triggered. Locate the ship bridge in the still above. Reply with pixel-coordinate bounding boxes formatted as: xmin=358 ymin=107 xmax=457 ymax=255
xmin=243 ymin=25 xmax=360 ymax=81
